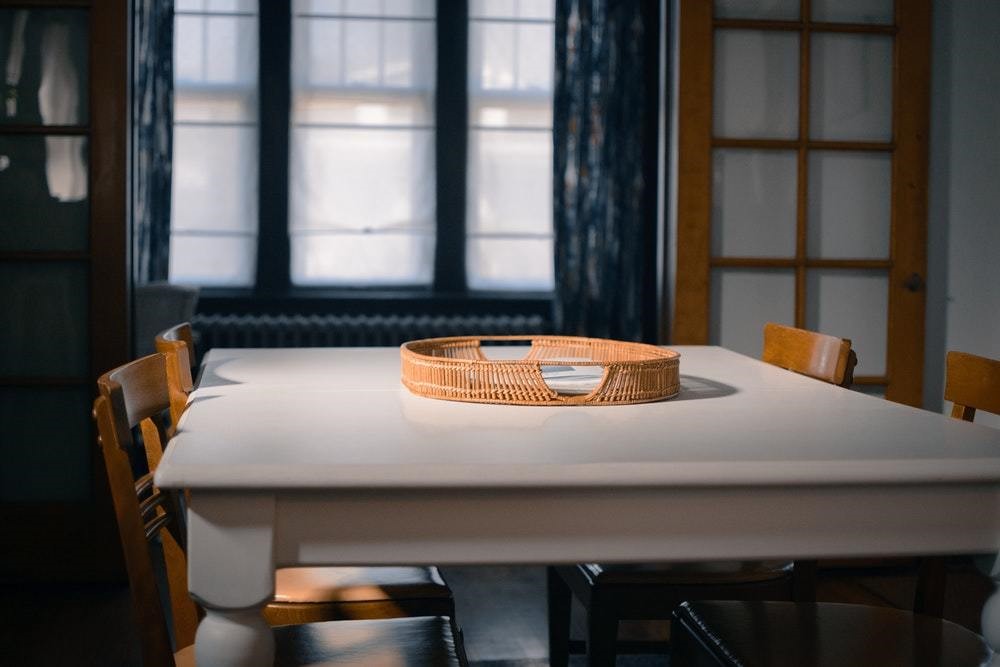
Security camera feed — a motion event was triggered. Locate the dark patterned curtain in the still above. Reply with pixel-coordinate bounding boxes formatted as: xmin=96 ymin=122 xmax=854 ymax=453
xmin=133 ymin=0 xmax=174 ymax=283
xmin=553 ymin=0 xmax=659 ymax=342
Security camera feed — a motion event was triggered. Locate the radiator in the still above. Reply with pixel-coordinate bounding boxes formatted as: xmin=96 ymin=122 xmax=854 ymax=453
xmin=191 ymin=312 xmax=549 ymax=350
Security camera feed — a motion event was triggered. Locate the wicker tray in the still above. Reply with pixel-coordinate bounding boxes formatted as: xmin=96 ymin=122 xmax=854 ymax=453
xmin=400 ymin=335 xmax=680 ymax=406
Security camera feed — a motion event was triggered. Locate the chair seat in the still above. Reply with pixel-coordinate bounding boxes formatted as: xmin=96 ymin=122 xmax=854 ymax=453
xmin=174 ymin=616 xmax=462 ymax=666
xmin=672 ymin=600 xmax=990 ymax=667
xmin=274 ymin=566 xmax=452 ymax=603
xmin=579 ymin=560 xmax=793 ymax=586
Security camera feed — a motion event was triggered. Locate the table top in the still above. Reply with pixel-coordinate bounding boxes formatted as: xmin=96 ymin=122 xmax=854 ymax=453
xmin=155 ymin=345 xmax=1000 ymax=491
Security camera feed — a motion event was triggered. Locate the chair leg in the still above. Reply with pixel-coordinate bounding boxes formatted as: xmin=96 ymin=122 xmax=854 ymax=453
xmin=793 ymin=559 xmax=818 ymax=603
xmin=914 ymin=556 xmax=947 ymax=617
xmin=547 ymin=567 xmax=572 ymax=667
xmin=586 ymin=598 xmax=619 ymax=667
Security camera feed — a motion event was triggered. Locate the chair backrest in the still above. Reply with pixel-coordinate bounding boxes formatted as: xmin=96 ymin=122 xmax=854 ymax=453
xmin=154 ymin=323 xmax=195 ymax=427
xmin=94 ymin=354 xmax=198 ymax=667
xmin=945 ymin=351 xmax=1000 ymax=421
xmin=899 ymin=352 xmax=1000 ymax=618
xmin=761 ymin=322 xmax=857 ymax=387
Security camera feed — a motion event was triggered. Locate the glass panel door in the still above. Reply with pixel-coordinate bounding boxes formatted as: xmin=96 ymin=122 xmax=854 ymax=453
xmin=0 ymin=9 xmax=92 ymax=502
xmin=675 ymin=0 xmax=931 ymax=406
xmin=0 ymin=1 xmax=130 ymax=580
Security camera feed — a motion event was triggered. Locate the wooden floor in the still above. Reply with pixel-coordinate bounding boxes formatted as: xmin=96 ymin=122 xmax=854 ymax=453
xmin=0 ymin=563 xmax=991 ymax=666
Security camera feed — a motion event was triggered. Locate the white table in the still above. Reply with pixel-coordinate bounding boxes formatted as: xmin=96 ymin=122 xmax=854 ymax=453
xmin=155 ymin=346 xmax=1000 ymax=666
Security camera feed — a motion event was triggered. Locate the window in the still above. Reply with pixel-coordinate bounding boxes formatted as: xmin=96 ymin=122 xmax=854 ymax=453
xmin=171 ymin=0 xmax=258 ymax=285
xmin=170 ymin=0 xmax=555 ymax=294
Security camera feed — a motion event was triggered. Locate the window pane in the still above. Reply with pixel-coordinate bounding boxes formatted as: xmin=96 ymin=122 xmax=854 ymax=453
xmin=171 ymin=126 xmax=258 ymax=233
xmin=174 ymin=14 xmax=257 ymax=87
xmin=292 ymin=15 xmax=434 ymax=96
xmin=169 ymin=234 xmax=256 ymax=286
xmin=470 ymin=0 xmax=554 ymax=20
xmin=468 ymin=129 xmax=551 ymax=235
xmin=289 ymin=127 xmax=435 ymax=233
xmin=290 ymin=7 xmax=436 ymax=285
xmin=294 ymin=0 xmax=435 ymax=18
xmin=170 ymin=3 xmax=259 ymax=286
xmin=467 ymin=6 xmax=554 ymax=291
xmin=291 ymin=232 xmax=434 ymax=285
xmin=471 ymin=21 xmax=554 ymax=94
xmin=467 ymin=238 xmax=554 ymax=291
xmin=177 ymin=0 xmax=256 ymax=12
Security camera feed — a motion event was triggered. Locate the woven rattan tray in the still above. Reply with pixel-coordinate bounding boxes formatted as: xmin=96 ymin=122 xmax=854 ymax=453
xmin=400 ymin=335 xmax=680 ymax=406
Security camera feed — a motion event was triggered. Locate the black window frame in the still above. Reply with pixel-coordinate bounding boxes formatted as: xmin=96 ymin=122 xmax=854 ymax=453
xmin=197 ymin=0 xmax=555 ymax=318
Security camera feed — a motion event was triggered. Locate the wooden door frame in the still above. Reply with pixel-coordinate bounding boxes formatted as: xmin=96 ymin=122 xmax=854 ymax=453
xmin=671 ymin=0 xmax=930 ymax=406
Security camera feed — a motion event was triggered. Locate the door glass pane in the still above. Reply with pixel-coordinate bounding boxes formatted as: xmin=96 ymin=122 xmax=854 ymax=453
xmin=714 ymin=29 xmax=799 ymax=139
xmin=0 ymin=134 xmax=88 ymax=251
xmin=805 ymin=269 xmax=888 ymax=376
xmin=810 ymin=33 xmax=893 ymax=141
xmin=0 ymin=9 xmax=88 ymax=126
xmin=714 ymin=0 xmax=799 ymax=21
xmin=290 ymin=1 xmax=436 ymax=286
xmin=0 ymin=388 xmax=91 ymax=502
xmin=807 ymin=151 xmax=891 ymax=259
xmin=710 ymin=269 xmax=795 ymax=359
xmin=0 ymin=263 xmax=88 ymax=378
xmin=854 ymin=385 xmax=886 ymax=398
xmin=712 ymin=149 xmax=797 ymax=258
xmin=812 ymin=0 xmax=893 ymax=25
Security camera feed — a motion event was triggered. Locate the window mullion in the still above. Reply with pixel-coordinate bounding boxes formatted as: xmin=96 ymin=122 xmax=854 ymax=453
xmin=256 ymin=0 xmax=292 ymax=292
xmin=434 ymin=0 xmax=469 ymax=292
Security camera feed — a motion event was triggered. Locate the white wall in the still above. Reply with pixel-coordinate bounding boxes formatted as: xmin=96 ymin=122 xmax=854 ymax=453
xmin=924 ymin=0 xmax=1000 ymax=428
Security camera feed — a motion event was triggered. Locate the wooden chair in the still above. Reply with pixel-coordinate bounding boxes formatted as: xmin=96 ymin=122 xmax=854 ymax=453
xmin=668 ymin=349 xmax=1000 ymax=667
xmin=945 ymin=350 xmax=1000 ymax=421
xmin=547 ymin=323 xmax=856 ymax=666
xmin=152 ymin=324 xmax=457 ymax=625
xmin=761 ymin=322 xmax=857 ymax=387
xmin=671 ymin=596 xmax=988 ymax=667
xmin=94 ymin=353 xmax=467 ymax=667
xmin=154 ymin=322 xmax=195 ymax=427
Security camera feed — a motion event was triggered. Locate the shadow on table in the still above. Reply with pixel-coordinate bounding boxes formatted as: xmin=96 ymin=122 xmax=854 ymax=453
xmin=194 ymin=367 xmax=242 ymax=389
xmin=673 ymin=375 xmax=737 ymax=402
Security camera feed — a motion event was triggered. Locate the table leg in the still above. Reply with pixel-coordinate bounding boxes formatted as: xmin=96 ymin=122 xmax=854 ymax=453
xmin=975 ymin=554 xmax=1000 ymax=663
xmin=188 ymin=492 xmax=277 ymax=667
xmin=197 ymin=607 xmax=274 ymax=667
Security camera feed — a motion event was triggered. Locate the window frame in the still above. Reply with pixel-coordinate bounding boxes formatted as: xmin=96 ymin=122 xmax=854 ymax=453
xmin=193 ymin=0 xmax=555 ymax=315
